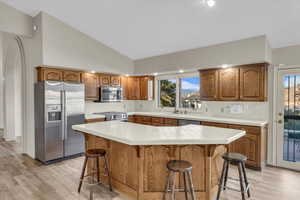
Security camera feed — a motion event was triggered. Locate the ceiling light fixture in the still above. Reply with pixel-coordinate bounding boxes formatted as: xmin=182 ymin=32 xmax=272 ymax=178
xmin=125 ymin=74 xmax=129 ymax=77
xmin=179 ymin=70 xmax=184 ymax=73
xmin=207 ymin=0 xmax=216 ymax=7
xmin=222 ymin=64 xmax=228 ymax=68
xmin=153 ymin=73 xmax=158 ymax=76
xmin=91 ymin=70 xmax=96 ymax=73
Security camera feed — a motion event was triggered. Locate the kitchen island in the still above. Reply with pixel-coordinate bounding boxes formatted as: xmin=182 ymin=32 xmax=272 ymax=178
xmin=72 ymin=121 xmax=245 ymax=200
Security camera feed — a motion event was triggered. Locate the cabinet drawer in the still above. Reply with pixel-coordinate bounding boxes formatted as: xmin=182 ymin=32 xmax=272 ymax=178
xmin=140 ymin=116 xmax=152 ymax=122
xmin=152 ymin=117 xmax=164 ymax=124
xmin=201 ymin=122 xmax=228 ymax=128
xmin=164 ymin=118 xmax=178 ymax=126
xmin=152 ymin=123 xmax=164 ymax=126
xmin=228 ymin=124 xmax=261 ymax=134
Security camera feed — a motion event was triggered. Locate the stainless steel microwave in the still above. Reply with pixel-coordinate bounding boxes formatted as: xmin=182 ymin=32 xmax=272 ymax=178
xmin=99 ymin=86 xmax=123 ymax=102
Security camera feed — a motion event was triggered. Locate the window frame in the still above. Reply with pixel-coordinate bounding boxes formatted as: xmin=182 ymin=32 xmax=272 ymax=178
xmin=156 ymin=72 xmax=200 ymax=111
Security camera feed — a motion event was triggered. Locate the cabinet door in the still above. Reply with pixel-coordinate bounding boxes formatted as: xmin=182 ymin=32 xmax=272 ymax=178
xmin=128 ymin=77 xmax=140 ymax=100
xmin=110 ymin=75 xmax=121 ymax=86
xmin=219 ymin=68 xmax=239 ymax=101
xmin=121 ymin=76 xmax=129 ymax=100
xmin=140 ymin=77 xmax=149 ymax=100
xmin=199 ymin=69 xmax=219 ymax=100
xmin=164 ymin=118 xmax=178 ymax=126
xmin=82 ymin=72 xmax=99 ymax=100
xmin=37 ymin=67 xmax=63 ymax=81
xmin=239 ymin=64 xmax=267 ymax=101
xmin=63 ymin=70 xmax=81 ymax=83
xmin=227 ymin=124 xmax=260 ymax=167
xmin=179 ymin=146 xmax=205 ymax=191
xmin=144 ymin=146 xmax=179 ymax=192
xmin=99 ymin=74 xmax=111 ymax=86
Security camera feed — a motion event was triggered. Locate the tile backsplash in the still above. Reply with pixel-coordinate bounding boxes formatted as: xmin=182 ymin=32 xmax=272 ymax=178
xmin=85 ymin=100 xmax=269 ymax=121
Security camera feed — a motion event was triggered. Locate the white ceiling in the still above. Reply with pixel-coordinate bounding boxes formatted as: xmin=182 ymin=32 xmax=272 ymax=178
xmin=2 ymin=0 xmax=300 ymax=59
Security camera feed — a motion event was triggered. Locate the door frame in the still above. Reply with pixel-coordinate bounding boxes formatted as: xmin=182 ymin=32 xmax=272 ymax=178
xmin=275 ymin=66 xmax=300 ymax=170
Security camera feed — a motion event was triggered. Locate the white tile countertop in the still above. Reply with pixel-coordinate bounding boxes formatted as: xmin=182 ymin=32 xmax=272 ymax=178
xmin=72 ymin=121 xmax=246 ymax=146
xmin=85 ymin=114 xmax=105 ymax=120
xmin=127 ymin=112 xmax=268 ymax=127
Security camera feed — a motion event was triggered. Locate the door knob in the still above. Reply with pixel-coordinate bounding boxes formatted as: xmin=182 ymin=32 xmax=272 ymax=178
xmin=278 ymin=112 xmax=283 ymax=116
xmin=278 ymin=120 xmax=283 ymax=124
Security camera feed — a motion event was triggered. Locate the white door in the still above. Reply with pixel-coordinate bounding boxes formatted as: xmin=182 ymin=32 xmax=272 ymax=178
xmin=277 ymin=68 xmax=300 ymax=170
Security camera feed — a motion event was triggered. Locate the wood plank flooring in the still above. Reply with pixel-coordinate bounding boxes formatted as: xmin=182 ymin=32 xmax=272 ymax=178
xmin=0 ymin=139 xmax=300 ymax=200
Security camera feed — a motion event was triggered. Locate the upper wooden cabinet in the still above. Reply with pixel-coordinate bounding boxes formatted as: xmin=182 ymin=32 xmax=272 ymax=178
xmin=99 ymin=74 xmax=111 ymax=86
xmin=81 ymin=72 xmax=99 ymax=100
xmin=199 ymin=63 xmax=268 ymax=101
xmin=63 ymin=70 xmax=82 ymax=83
xmin=110 ymin=75 xmax=121 ymax=86
xmin=140 ymin=76 xmax=154 ymax=100
xmin=218 ymin=67 xmax=239 ymax=101
xmin=127 ymin=77 xmax=140 ymax=100
xmin=121 ymin=76 xmax=129 ymax=100
xmin=239 ymin=63 xmax=267 ymax=101
xmin=37 ymin=67 xmax=63 ymax=82
xmin=37 ymin=67 xmax=82 ymax=83
xmin=199 ymin=69 xmax=219 ymax=100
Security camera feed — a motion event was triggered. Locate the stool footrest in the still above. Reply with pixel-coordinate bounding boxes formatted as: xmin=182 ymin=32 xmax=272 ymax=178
xmin=222 ymin=184 xmax=251 ymax=193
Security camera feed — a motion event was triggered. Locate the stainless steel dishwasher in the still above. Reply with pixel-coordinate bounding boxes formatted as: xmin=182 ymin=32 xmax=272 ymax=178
xmin=178 ymin=119 xmax=200 ymax=126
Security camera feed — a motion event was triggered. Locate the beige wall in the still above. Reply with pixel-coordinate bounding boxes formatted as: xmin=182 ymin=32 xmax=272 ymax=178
xmin=0 ymin=2 xmax=33 ymax=37
xmin=40 ymin=12 xmax=134 ymax=74
xmin=0 ymin=33 xmax=3 ymax=129
xmin=134 ymin=35 xmax=271 ymax=74
xmin=272 ymin=45 xmax=300 ymax=65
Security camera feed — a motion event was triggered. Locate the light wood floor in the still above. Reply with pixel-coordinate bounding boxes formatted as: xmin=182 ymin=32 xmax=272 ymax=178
xmin=0 ymin=139 xmax=300 ymax=200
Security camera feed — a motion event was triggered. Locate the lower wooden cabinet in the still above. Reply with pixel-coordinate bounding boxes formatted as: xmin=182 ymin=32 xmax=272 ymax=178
xmin=132 ymin=115 xmax=178 ymax=127
xmin=201 ymin=121 xmax=228 ymax=128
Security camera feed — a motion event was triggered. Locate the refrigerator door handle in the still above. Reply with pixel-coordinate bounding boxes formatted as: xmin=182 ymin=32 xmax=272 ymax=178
xmin=64 ymin=90 xmax=68 ymax=140
xmin=61 ymin=90 xmax=65 ymax=141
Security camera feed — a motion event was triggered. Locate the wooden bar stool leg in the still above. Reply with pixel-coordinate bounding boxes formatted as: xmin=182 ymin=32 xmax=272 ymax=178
xmin=96 ymin=157 xmax=100 ymax=183
xmin=183 ymin=172 xmax=189 ymax=200
xmin=223 ymin=161 xmax=229 ymax=190
xmin=171 ymin=172 xmax=176 ymax=200
xmin=164 ymin=171 xmax=171 ymax=200
xmin=242 ymin=162 xmax=250 ymax=198
xmin=216 ymin=160 xmax=227 ymax=200
xmin=104 ymin=155 xmax=112 ymax=191
xmin=237 ymin=163 xmax=246 ymax=200
xmin=187 ymin=171 xmax=196 ymax=200
xmin=78 ymin=156 xmax=88 ymax=193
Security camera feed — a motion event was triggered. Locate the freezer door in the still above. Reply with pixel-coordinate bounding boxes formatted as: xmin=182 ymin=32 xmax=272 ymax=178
xmin=44 ymin=81 xmax=64 ymax=161
xmin=63 ymin=82 xmax=85 ymax=157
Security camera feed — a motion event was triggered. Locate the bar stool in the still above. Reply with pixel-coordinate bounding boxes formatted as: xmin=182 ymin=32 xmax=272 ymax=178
xmin=216 ymin=153 xmax=251 ymax=200
xmin=164 ymin=160 xmax=196 ymax=200
xmin=78 ymin=148 xmax=112 ymax=193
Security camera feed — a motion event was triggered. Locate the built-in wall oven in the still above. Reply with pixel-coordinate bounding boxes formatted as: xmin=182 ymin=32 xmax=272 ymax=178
xmin=99 ymin=86 xmax=123 ymax=102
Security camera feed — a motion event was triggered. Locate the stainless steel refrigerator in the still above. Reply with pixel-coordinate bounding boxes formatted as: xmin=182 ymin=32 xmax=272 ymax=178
xmin=35 ymin=81 xmax=85 ymax=164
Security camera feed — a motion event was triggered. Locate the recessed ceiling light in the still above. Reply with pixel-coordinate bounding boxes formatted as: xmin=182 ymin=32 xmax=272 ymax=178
xmin=222 ymin=64 xmax=228 ymax=68
xmin=153 ymin=73 xmax=158 ymax=76
xmin=179 ymin=70 xmax=184 ymax=73
xmin=125 ymin=74 xmax=129 ymax=77
xmin=207 ymin=0 xmax=216 ymax=7
xmin=91 ymin=70 xmax=96 ymax=73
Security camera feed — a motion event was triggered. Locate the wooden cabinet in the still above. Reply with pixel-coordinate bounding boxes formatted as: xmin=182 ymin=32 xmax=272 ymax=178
xmin=63 ymin=70 xmax=81 ymax=83
xmin=199 ymin=63 xmax=268 ymax=102
xmin=121 ymin=76 xmax=129 ymax=100
xmin=239 ymin=64 xmax=267 ymax=101
xmin=144 ymin=146 xmax=179 ymax=192
xmin=164 ymin=118 xmax=178 ymax=126
xmin=37 ymin=67 xmax=63 ymax=81
xmin=140 ymin=76 xmax=154 ymax=100
xmin=85 ymin=118 xmax=105 ymax=123
xmin=201 ymin=121 xmax=228 ymax=128
xmin=227 ymin=124 xmax=266 ymax=169
xmin=218 ymin=67 xmax=239 ymax=101
xmin=99 ymin=74 xmax=111 ymax=86
xmin=199 ymin=69 xmax=219 ymax=100
xmin=81 ymin=72 xmax=99 ymax=100
xmin=110 ymin=75 xmax=121 ymax=86
xmin=127 ymin=77 xmax=140 ymax=100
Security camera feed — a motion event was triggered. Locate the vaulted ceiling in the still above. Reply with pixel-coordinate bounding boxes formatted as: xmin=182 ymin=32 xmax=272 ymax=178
xmin=2 ymin=0 xmax=300 ymax=59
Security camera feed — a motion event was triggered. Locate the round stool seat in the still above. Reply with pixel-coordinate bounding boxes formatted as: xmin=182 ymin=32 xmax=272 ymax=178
xmin=86 ymin=149 xmax=106 ymax=157
xmin=222 ymin=153 xmax=247 ymax=163
xmin=167 ymin=160 xmax=192 ymax=172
